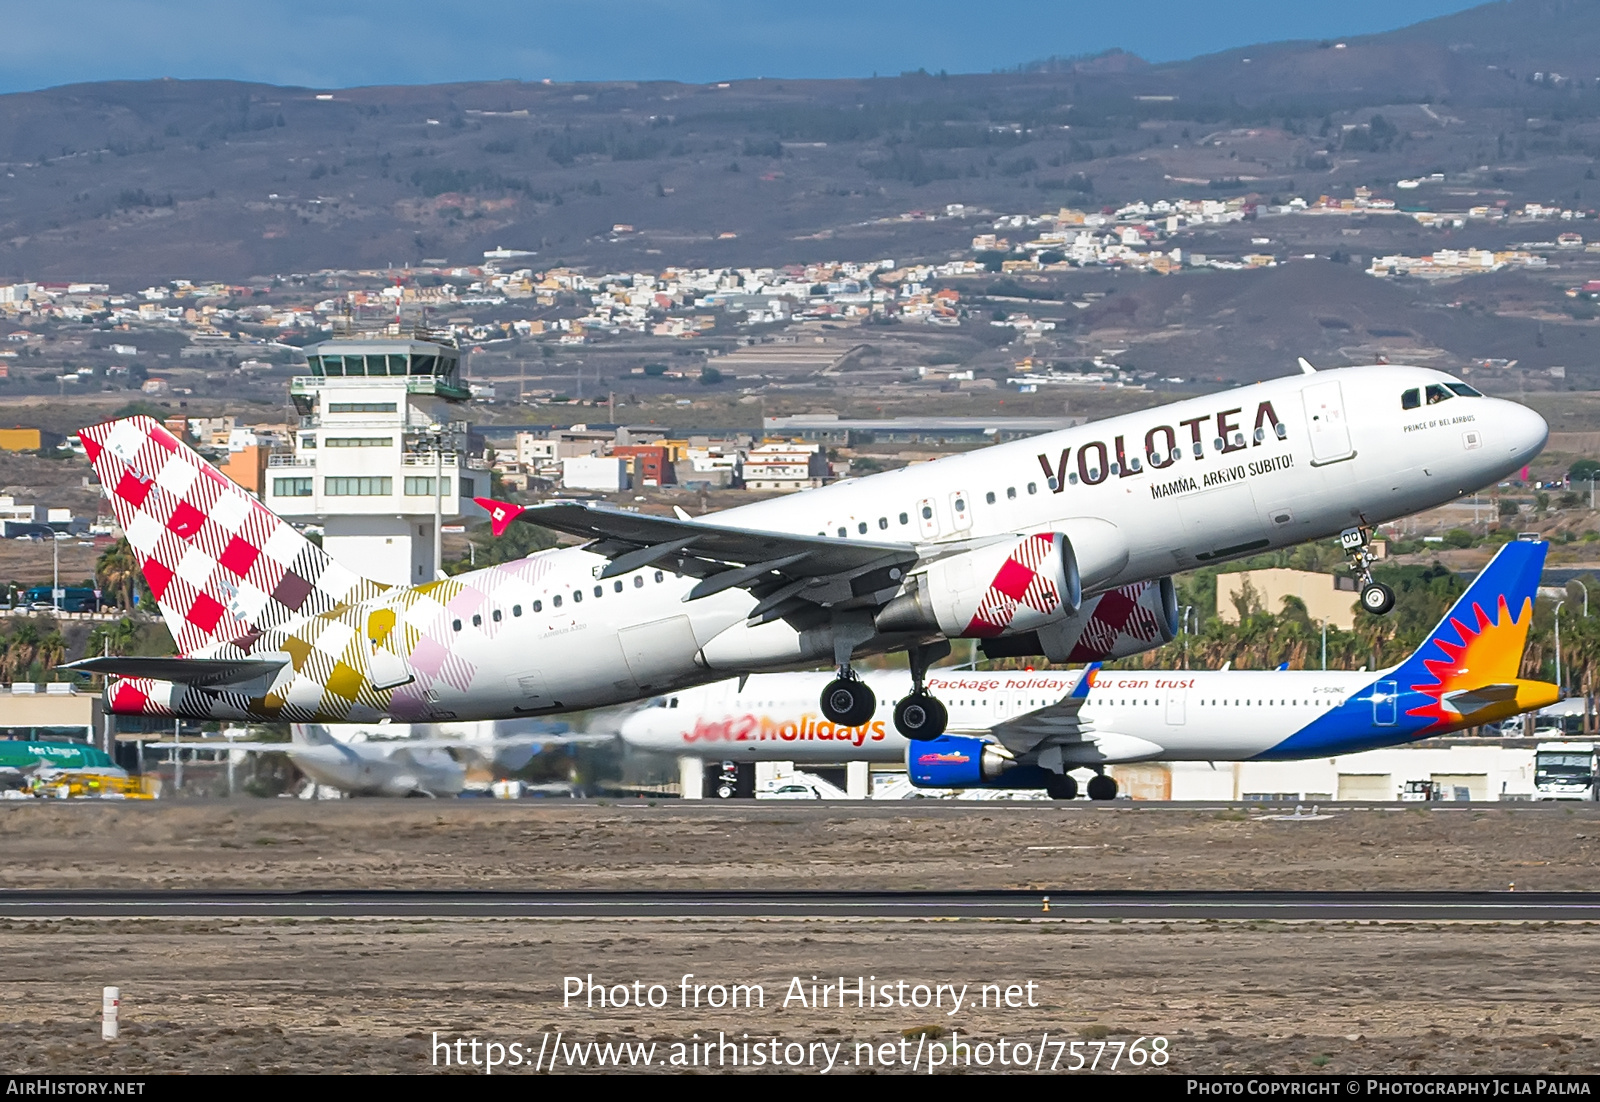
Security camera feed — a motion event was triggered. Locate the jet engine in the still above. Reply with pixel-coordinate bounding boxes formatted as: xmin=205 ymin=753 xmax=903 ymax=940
xmin=875 ymin=532 xmax=1081 ymax=639
xmin=978 ymin=577 xmax=1179 ymax=663
xmin=906 ymin=736 xmax=1017 ymax=787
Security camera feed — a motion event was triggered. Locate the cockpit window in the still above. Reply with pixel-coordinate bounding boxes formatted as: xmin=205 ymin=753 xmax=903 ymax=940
xmin=1446 ymin=383 xmax=1483 ymax=397
xmin=1401 ymin=388 xmax=1421 ymax=410
xmin=1424 ymin=384 xmax=1453 ymax=405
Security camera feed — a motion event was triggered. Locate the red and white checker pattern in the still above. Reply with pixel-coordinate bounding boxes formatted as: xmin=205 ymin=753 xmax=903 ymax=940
xmin=1064 ymin=581 xmax=1168 ymax=661
xmin=80 ymin=416 xmax=376 ymax=656
xmin=964 ymin=533 xmax=1065 ymax=637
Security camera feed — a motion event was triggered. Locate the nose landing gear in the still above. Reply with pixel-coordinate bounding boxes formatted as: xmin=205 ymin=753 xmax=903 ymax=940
xmin=893 ymin=641 xmax=951 ymax=741
xmin=1341 ymin=525 xmax=1395 ymax=615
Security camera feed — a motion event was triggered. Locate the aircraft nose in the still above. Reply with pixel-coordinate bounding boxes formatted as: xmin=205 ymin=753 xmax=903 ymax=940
xmin=1497 ymin=400 xmax=1548 ymax=466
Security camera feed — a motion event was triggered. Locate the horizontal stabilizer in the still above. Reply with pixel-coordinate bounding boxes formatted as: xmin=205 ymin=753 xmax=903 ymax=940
xmin=62 ymin=654 xmax=289 ymax=688
xmin=1442 ymin=683 xmax=1520 ymax=714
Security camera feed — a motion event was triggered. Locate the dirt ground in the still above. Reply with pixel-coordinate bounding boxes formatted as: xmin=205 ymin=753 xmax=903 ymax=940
xmin=4 ymin=801 xmax=1598 ymax=1075
xmin=1 ymin=917 xmax=1595 ymax=1074
xmin=0 ymin=799 xmax=1596 ymax=893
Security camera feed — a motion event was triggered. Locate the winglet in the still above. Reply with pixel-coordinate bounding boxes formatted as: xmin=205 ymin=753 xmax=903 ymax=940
xmin=1297 ymin=357 xmax=1317 ymax=375
xmin=475 ymin=497 xmax=526 ymax=537
xmin=1071 ymin=662 xmax=1102 ymax=699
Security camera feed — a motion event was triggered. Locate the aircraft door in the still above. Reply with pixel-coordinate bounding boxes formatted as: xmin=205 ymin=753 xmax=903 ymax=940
xmin=1372 ymin=680 xmax=1398 ymax=726
xmin=949 ymin=490 xmax=972 ymax=532
xmin=915 ymin=497 xmax=941 ymax=538
xmin=1165 ymin=689 xmax=1187 ymax=725
xmin=364 ymin=607 xmax=414 ymax=691
xmin=1302 ymin=380 xmax=1355 ymax=465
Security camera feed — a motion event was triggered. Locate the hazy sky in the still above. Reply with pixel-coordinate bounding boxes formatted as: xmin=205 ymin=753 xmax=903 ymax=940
xmin=3 ymin=0 xmax=1489 ymax=93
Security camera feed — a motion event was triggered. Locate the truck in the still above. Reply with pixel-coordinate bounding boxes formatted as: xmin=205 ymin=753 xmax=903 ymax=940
xmin=1534 ymin=742 xmax=1598 ymax=801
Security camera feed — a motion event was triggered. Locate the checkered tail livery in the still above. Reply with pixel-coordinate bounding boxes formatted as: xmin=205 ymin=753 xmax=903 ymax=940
xmin=79 ymin=416 xmax=386 ymax=656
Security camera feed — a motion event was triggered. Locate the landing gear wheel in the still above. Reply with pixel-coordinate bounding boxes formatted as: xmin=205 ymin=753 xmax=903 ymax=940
xmin=1360 ymin=582 xmax=1396 ymax=616
xmin=1086 ymin=773 xmax=1119 ymax=801
xmin=1045 ymin=773 xmax=1079 ymax=801
xmin=894 ymin=691 xmax=948 ymax=741
xmin=821 ymin=677 xmax=877 ymax=727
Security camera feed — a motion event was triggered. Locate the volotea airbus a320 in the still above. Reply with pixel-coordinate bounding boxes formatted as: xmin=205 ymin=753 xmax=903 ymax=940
xmin=65 ymin=364 xmax=1545 ymax=741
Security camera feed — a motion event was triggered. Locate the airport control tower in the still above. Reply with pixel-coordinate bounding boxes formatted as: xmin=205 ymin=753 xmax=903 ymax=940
xmin=264 ymin=327 xmax=487 ymax=586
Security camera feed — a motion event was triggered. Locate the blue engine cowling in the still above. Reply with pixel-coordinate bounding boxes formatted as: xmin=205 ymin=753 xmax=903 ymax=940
xmin=907 ymin=736 xmax=1054 ymax=789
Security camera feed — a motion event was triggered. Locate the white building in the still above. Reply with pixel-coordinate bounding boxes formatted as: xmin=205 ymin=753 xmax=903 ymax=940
xmin=561 ymin=456 xmax=630 ymax=492
xmin=262 ymin=333 xmax=487 ymax=586
xmin=741 ymin=441 xmax=831 ymax=492
xmin=1108 ymin=742 xmax=1539 ymax=802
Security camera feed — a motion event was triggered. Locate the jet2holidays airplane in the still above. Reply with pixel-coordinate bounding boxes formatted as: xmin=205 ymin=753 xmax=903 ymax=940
xmin=64 ymin=364 xmax=1544 ymax=741
xmin=621 ymin=540 xmax=1557 ymax=799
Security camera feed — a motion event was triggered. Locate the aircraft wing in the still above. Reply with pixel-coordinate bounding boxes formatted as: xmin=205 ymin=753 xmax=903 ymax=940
xmin=477 ymin=497 xmax=926 ymax=622
xmin=987 ymin=664 xmax=1099 ymax=756
xmin=61 ymin=655 xmax=290 ymax=687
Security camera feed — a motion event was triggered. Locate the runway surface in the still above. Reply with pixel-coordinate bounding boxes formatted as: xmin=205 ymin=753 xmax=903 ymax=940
xmin=3 ymin=890 xmax=1599 ymax=920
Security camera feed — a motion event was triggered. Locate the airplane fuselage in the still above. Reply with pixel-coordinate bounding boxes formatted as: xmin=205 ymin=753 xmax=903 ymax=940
xmin=124 ymin=365 xmax=1547 ymax=724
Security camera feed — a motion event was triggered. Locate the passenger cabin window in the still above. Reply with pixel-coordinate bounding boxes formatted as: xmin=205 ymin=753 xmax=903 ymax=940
xmin=1425 ymin=384 xmax=1453 ymax=405
xmin=1006 ymin=487 xmax=1017 ymax=500
xmin=492 ymin=609 xmax=502 ymax=622
xmin=1027 ymin=482 xmax=1037 ymax=494
xmin=878 ymin=517 xmax=888 ymax=530
xmin=472 ymin=614 xmax=481 ymax=627
xmin=531 ymin=600 xmax=541 ymax=612
xmin=838 ymin=527 xmax=847 ymax=537
xmin=552 ymin=595 xmax=562 ymax=608
xmin=594 ymin=585 xmax=603 ymax=598
xmin=655 ymin=571 xmax=665 ymax=583
xmin=898 ymin=512 xmax=909 ymax=525
xmin=634 ymin=576 xmax=644 ymax=588
xmin=985 ymin=492 xmax=996 ymax=505
xmin=573 ymin=590 xmax=583 ymax=603
xmin=513 ymin=605 xmax=523 ymax=617
xmin=451 ymin=619 xmax=461 ymax=632
xmin=858 ymin=522 xmax=867 ymax=534
xmin=613 ymin=580 xmax=623 ymax=593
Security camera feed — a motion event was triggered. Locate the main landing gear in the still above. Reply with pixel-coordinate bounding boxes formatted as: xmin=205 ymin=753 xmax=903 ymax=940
xmin=1341 ymin=525 xmax=1395 ymax=616
xmin=819 ymin=670 xmax=877 ymax=727
xmin=894 ymin=641 xmax=950 ymax=742
xmin=818 ymin=641 xmax=953 ymax=740
xmin=1045 ymin=769 xmax=1119 ymax=801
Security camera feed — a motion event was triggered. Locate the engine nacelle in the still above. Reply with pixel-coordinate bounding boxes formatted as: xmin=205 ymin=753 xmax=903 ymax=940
xmin=876 ymin=532 xmax=1081 ymax=639
xmin=907 ymin=736 xmax=1018 ymax=787
xmin=979 ymin=577 xmax=1178 ymax=663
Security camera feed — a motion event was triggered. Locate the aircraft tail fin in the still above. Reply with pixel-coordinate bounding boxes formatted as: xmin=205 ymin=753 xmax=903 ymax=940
xmin=1390 ymin=539 xmax=1547 ymax=691
xmin=79 ymin=416 xmax=386 ymax=654
xmin=291 ymin=723 xmax=340 ymax=748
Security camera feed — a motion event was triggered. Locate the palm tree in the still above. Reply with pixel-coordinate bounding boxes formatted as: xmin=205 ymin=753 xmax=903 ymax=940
xmin=95 ymin=538 xmax=140 ymax=611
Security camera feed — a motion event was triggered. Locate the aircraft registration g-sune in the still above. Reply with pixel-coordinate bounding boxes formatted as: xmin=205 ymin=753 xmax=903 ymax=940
xmin=621 ymin=540 xmax=1558 ymax=799
xmin=64 ymin=363 xmax=1544 ymax=741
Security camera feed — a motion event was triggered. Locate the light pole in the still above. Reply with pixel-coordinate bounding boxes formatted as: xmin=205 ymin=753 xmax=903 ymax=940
xmin=1321 ymin=619 xmax=1328 ymax=671
xmin=1555 ymin=599 xmax=1566 ymax=697
xmin=1571 ymin=579 xmax=1591 ymax=620
xmin=429 ymin=423 xmax=444 ymax=581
